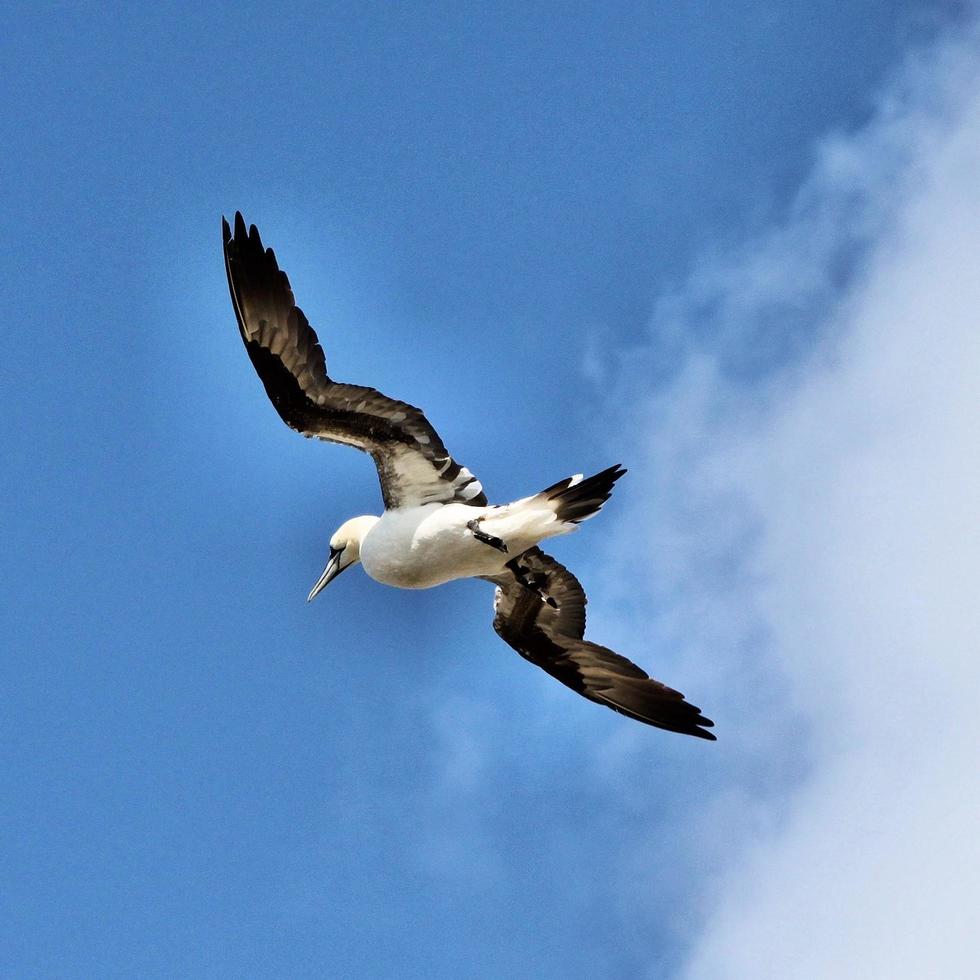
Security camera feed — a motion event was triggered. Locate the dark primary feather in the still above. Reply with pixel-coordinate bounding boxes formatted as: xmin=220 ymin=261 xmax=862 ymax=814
xmin=222 ymin=212 xmax=487 ymax=509
xmin=540 ymin=464 xmax=627 ymax=523
xmin=487 ymin=549 xmax=716 ymax=739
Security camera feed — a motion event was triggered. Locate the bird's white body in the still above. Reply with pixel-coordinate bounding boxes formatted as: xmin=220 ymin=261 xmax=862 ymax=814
xmin=360 ymin=497 xmax=573 ymax=588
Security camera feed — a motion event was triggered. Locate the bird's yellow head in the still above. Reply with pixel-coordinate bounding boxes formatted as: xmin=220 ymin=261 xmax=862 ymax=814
xmin=307 ymin=515 xmax=379 ymax=602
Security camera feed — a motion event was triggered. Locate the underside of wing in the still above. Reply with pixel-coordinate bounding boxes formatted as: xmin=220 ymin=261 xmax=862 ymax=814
xmin=488 ymin=549 xmax=716 ymax=739
xmin=222 ymin=212 xmax=486 ymax=509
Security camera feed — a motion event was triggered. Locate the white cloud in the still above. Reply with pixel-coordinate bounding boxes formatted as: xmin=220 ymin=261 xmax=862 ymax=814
xmin=599 ymin=21 xmax=980 ymax=979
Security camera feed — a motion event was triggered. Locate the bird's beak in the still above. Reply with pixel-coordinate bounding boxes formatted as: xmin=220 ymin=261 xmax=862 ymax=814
xmin=307 ymin=548 xmax=345 ymax=602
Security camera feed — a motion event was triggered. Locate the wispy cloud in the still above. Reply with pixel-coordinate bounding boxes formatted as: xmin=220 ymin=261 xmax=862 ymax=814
xmin=591 ymin=19 xmax=980 ymax=978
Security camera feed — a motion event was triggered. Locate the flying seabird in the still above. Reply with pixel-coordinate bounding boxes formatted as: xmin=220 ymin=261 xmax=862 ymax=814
xmin=223 ymin=213 xmax=715 ymax=740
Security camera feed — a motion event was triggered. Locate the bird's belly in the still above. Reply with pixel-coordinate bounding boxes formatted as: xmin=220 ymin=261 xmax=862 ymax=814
xmin=360 ymin=506 xmax=508 ymax=589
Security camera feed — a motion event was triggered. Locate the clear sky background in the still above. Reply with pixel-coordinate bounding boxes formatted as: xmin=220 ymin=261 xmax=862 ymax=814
xmin=2 ymin=2 xmax=978 ymax=978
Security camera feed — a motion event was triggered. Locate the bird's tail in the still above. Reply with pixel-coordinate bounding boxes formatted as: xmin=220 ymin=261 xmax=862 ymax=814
xmin=538 ymin=463 xmax=627 ymax=524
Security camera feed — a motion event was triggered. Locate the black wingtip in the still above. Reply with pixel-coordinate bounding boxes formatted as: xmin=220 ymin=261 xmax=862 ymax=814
xmin=645 ymin=709 xmax=717 ymax=741
xmin=670 ymin=695 xmax=715 ymax=740
xmin=546 ymin=463 xmax=629 ymax=524
xmin=649 ymin=706 xmax=717 ymax=741
xmin=680 ymin=707 xmax=716 ymax=740
xmin=690 ymin=709 xmax=716 ymax=737
xmin=221 ymin=215 xmax=231 ymax=242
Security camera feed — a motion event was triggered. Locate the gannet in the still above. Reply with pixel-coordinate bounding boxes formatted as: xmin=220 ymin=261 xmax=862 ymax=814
xmin=223 ymin=213 xmax=715 ymax=739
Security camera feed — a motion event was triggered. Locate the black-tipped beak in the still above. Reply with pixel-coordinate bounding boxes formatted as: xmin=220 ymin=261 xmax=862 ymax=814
xmin=307 ymin=548 xmax=345 ymax=603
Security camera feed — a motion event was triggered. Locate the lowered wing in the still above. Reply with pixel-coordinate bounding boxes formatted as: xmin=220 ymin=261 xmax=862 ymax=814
xmin=487 ymin=548 xmax=716 ymax=739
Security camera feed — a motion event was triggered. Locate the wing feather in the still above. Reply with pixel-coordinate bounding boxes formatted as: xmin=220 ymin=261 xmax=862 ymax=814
xmin=223 ymin=213 xmax=487 ymax=509
xmin=487 ymin=549 xmax=716 ymax=739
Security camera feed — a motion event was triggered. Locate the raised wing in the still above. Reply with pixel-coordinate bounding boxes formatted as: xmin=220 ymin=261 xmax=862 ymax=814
xmin=487 ymin=549 xmax=716 ymax=739
xmin=223 ymin=213 xmax=487 ymax=509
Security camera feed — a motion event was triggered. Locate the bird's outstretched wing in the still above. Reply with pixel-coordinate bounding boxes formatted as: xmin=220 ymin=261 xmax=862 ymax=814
xmin=223 ymin=213 xmax=487 ymax=509
xmin=486 ymin=548 xmax=716 ymax=739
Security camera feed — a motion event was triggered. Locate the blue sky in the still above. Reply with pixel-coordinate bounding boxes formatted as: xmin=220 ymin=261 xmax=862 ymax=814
xmin=3 ymin=3 xmax=976 ymax=978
